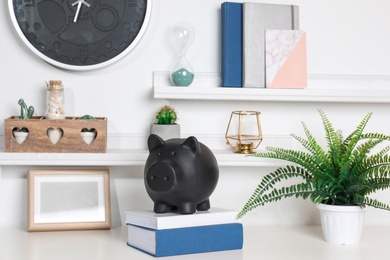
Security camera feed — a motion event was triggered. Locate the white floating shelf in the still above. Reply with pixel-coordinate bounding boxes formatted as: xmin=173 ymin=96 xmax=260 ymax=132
xmin=0 ymin=149 xmax=148 ymax=166
xmin=154 ymin=72 xmax=390 ymax=103
xmin=0 ymin=149 xmax=285 ymax=167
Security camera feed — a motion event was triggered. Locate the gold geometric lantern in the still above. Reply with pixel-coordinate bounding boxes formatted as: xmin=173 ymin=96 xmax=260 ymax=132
xmin=225 ymin=111 xmax=263 ymax=154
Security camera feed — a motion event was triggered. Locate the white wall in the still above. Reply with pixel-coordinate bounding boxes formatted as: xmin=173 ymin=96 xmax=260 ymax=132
xmin=1 ymin=0 xmax=390 ymax=228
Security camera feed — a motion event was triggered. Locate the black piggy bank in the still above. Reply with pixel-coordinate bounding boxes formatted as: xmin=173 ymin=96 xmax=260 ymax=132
xmin=144 ymin=134 xmax=219 ymax=214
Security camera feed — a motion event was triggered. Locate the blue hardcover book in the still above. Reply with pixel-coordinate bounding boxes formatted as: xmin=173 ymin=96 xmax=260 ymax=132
xmin=127 ymin=223 xmax=243 ymax=257
xmin=221 ymin=2 xmax=242 ymax=87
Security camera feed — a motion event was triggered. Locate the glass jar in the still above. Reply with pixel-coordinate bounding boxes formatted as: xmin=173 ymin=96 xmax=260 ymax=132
xmin=45 ymin=80 xmax=65 ymax=119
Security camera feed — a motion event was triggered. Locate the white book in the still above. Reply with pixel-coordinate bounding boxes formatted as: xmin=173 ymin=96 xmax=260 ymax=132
xmin=243 ymin=2 xmax=299 ymax=88
xmin=125 ymin=208 xmax=240 ymax=230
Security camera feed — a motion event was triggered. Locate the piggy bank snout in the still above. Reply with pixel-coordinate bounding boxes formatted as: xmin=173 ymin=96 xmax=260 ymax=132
xmin=146 ymin=162 xmax=175 ymax=192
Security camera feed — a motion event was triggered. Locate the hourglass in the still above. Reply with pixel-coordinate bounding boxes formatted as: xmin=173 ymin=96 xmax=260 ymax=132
xmin=170 ymin=23 xmax=195 ymax=87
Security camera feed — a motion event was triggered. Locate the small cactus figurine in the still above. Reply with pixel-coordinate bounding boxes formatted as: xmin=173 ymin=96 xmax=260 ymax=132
xmin=17 ymin=99 xmax=34 ymax=119
xmin=156 ymin=105 xmax=177 ymax=124
xmin=13 ymin=99 xmax=34 ymax=135
xmin=79 ymin=114 xmax=96 ymax=132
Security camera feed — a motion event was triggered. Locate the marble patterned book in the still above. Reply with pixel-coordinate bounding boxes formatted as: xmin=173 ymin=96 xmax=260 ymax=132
xmin=265 ymin=30 xmax=307 ymax=89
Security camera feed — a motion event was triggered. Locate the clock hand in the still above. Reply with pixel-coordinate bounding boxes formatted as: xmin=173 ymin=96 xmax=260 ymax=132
xmin=72 ymin=0 xmax=91 ymax=23
xmin=71 ymin=0 xmax=91 ymax=8
xmin=73 ymin=1 xmax=82 ymax=23
xmin=82 ymin=0 xmax=91 ymax=8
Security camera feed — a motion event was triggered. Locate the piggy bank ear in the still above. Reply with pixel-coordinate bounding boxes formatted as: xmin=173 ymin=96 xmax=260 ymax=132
xmin=182 ymin=136 xmax=199 ymax=154
xmin=148 ymin=134 xmax=165 ymax=151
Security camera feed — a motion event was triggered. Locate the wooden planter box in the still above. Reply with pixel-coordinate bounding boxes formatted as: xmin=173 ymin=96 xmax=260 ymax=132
xmin=4 ymin=116 xmax=107 ymax=153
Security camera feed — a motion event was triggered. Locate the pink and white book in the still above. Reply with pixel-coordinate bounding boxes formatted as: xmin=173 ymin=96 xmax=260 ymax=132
xmin=265 ymin=30 xmax=307 ymax=89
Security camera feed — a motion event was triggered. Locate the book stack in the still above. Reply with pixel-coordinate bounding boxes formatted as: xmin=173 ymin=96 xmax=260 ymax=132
xmin=221 ymin=2 xmax=306 ymax=89
xmin=125 ymin=208 xmax=243 ymax=257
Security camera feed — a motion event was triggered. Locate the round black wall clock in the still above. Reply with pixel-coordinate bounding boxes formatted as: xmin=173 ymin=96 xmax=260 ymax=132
xmin=8 ymin=0 xmax=151 ymax=71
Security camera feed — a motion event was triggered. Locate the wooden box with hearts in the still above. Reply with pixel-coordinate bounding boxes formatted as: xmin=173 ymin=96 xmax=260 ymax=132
xmin=4 ymin=116 xmax=107 ymax=153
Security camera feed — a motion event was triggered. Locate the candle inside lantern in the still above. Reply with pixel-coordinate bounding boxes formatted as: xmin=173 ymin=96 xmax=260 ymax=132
xmin=225 ymin=111 xmax=262 ymax=154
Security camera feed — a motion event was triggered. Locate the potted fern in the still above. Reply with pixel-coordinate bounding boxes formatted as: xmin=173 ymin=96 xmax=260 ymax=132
xmin=150 ymin=105 xmax=180 ymax=140
xmin=238 ymin=109 xmax=390 ymax=244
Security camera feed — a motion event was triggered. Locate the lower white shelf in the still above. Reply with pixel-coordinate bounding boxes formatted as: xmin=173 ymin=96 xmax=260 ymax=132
xmin=1 ymin=225 xmax=389 ymax=260
xmin=0 ymin=149 xmax=284 ymax=167
xmin=0 ymin=149 xmax=147 ymax=166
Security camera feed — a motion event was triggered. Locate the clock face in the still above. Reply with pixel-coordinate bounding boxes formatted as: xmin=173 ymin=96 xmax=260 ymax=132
xmin=9 ymin=0 xmax=151 ymax=70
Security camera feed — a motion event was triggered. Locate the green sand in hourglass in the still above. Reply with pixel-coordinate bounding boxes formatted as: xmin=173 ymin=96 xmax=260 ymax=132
xmin=171 ymin=68 xmax=194 ymax=86
xmin=170 ymin=23 xmax=195 ymax=87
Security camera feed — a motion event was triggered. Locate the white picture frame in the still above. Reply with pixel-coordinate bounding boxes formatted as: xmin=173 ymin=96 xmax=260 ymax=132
xmin=28 ymin=169 xmax=111 ymax=232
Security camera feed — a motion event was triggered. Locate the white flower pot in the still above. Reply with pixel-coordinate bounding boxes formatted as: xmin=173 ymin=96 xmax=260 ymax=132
xmin=150 ymin=123 xmax=180 ymax=140
xmin=317 ymin=204 xmax=366 ymax=245
xmin=80 ymin=132 xmax=96 ymax=145
xmin=13 ymin=131 xmax=28 ymax=144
